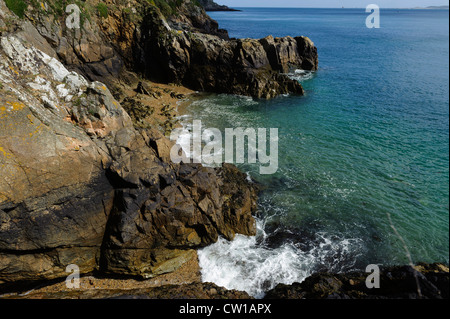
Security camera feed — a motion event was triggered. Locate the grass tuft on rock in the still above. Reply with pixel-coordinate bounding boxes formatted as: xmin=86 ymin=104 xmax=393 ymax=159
xmin=5 ymin=0 xmax=28 ymax=18
xmin=97 ymin=2 xmax=108 ymax=18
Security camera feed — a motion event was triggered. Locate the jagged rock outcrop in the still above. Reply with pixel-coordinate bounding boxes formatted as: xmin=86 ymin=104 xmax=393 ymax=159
xmin=31 ymin=2 xmax=123 ymax=85
xmin=101 ymin=132 xmax=258 ymax=277
xmin=264 ymin=263 xmax=449 ymax=299
xmin=137 ymin=5 xmax=318 ymax=98
xmin=7 ymin=0 xmax=317 ymax=99
xmin=0 ymin=1 xmax=257 ymax=288
xmin=2 ymin=0 xmax=231 ymax=86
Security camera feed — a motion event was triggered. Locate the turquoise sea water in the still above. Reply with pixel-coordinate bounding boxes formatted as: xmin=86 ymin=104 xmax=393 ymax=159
xmin=180 ymin=8 xmax=449 ymax=297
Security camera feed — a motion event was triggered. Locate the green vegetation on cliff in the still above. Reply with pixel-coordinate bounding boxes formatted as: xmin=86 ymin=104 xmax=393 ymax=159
xmin=5 ymin=0 xmax=27 ymax=18
xmin=97 ymin=2 xmax=108 ymax=18
xmin=4 ymin=0 xmax=201 ymax=22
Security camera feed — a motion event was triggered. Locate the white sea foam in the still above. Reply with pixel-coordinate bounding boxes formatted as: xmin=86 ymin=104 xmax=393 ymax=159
xmin=286 ymin=69 xmax=315 ymax=82
xmin=198 ymin=219 xmax=363 ymax=298
xmin=198 ymin=236 xmax=306 ymax=299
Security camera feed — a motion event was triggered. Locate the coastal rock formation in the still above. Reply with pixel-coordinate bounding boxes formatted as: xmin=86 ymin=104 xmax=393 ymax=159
xmin=0 ymin=30 xmax=122 ymax=283
xmin=8 ymin=0 xmax=317 ymax=99
xmin=137 ymin=6 xmax=318 ymax=98
xmin=0 ymin=1 xmax=257 ymax=287
xmin=0 ymin=0 xmax=316 ymax=293
xmin=264 ymin=263 xmax=449 ymax=299
xmin=101 ymin=155 xmax=258 ymax=277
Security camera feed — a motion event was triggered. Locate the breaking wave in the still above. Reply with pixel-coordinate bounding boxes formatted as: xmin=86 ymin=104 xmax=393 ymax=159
xmin=198 ymin=218 xmax=364 ymax=298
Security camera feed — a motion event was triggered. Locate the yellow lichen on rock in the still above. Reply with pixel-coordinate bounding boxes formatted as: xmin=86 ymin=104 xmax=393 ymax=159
xmin=0 ymin=146 xmax=11 ymax=158
xmin=27 ymin=114 xmax=34 ymax=124
xmin=0 ymin=101 xmax=25 ymax=112
xmin=8 ymin=65 xmax=19 ymax=76
xmin=0 ymin=192 xmax=8 ymax=203
xmin=28 ymin=123 xmax=44 ymax=138
xmin=0 ymin=101 xmax=26 ymax=119
xmin=10 ymin=101 xmax=25 ymax=111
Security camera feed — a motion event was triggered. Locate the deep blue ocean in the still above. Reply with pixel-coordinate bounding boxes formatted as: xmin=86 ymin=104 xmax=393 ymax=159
xmin=179 ymin=8 xmax=449 ymax=297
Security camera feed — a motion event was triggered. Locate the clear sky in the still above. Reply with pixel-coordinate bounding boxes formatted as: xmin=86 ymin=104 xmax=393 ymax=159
xmin=219 ymin=0 xmax=449 ymax=8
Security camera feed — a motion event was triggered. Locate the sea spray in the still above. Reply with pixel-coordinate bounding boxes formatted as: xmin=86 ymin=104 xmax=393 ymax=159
xmin=198 ymin=218 xmax=364 ymax=298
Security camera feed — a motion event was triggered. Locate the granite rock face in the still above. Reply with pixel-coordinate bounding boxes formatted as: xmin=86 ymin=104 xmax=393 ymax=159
xmin=0 ymin=1 xmax=257 ymax=287
xmin=0 ymin=28 xmax=123 ymax=283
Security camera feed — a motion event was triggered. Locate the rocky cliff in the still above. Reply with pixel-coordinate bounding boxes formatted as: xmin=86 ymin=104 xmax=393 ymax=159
xmin=0 ymin=0 xmax=258 ymax=289
xmin=135 ymin=3 xmax=318 ymax=98
xmin=1 ymin=0 xmax=317 ymax=99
